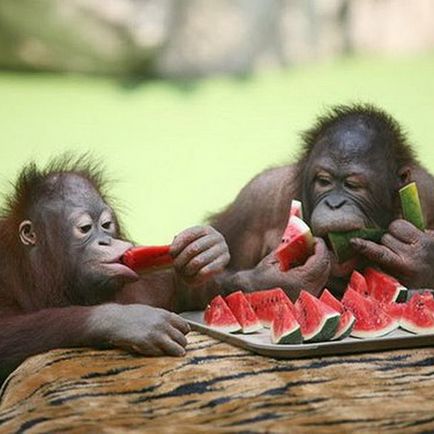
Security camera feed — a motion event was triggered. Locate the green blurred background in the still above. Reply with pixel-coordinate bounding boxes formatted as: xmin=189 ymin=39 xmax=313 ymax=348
xmin=1 ymin=54 xmax=434 ymax=244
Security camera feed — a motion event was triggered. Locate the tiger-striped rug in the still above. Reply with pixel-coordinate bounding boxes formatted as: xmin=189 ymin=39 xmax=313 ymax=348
xmin=0 ymin=332 xmax=433 ymax=433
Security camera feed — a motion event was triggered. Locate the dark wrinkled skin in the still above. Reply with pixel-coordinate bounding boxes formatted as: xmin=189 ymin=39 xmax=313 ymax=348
xmin=0 ymin=168 xmax=230 ymax=382
xmin=350 ymin=220 xmax=434 ymax=288
xmin=209 ymin=106 xmax=434 ymax=299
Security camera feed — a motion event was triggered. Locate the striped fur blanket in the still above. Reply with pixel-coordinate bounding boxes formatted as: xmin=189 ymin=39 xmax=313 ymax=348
xmin=0 ymin=332 xmax=433 ymax=433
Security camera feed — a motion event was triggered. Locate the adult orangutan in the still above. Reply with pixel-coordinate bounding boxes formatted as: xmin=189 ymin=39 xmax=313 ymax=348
xmin=0 ymin=156 xmax=230 ymax=381
xmin=208 ymin=104 xmax=434 ymax=299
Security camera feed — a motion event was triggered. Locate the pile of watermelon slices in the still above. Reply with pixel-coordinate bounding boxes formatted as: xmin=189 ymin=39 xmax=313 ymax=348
xmin=343 ymin=268 xmax=434 ymax=337
xmin=204 ymin=277 xmax=434 ymax=346
xmin=204 ymin=288 xmax=356 ymax=345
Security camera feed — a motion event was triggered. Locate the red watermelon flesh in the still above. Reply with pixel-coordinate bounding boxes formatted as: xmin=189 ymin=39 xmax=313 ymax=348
xmin=400 ymin=291 xmax=434 ymax=334
xmin=122 ymin=245 xmax=173 ymax=271
xmin=294 ymin=290 xmax=340 ymax=342
xmin=225 ymin=291 xmax=263 ymax=333
xmin=271 ymin=303 xmax=302 ymax=344
xmin=349 ymin=271 xmax=370 ymax=297
xmin=382 ymin=302 xmax=403 ymax=322
xmin=319 ymin=289 xmax=355 ymax=340
xmin=204 ymin=295 xmax=241 ymax=333
xmin=342 ymin=288 xmax=398 ymax=338
xmin=275 ymin=216 xmax=314 ymax=271
xmin=289 ymin=199 xmax=304 ymax=219
xmin=245 ymin=288 xmax=294 ymax=328
xmin=363 ymin=268 xmax=407 ymax=303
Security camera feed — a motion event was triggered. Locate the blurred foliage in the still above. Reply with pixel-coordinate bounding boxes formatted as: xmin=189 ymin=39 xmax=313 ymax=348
xmin=0 ymin=55 xmax=434 ymax=243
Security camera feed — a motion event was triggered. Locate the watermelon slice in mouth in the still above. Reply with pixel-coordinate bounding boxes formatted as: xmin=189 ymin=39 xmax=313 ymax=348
xmin=328 ymin=228 xmax=386 ymax=263
xmin=294 ymin=290 xmax=340 ymax=342
xmin=122 ymin=245 xmax=173 ymax=272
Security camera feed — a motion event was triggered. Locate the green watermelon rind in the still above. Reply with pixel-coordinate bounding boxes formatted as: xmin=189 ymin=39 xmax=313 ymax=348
xmin=328 ymin=229 xmax=386 ymax=263
xmin=395 ymin=286 xmax=408 ymax=303
xmin=271 ymin=326 xmax=303 ymax=345
xmin=399 ymin=182 xmax=426 ymax=231
xmin=303 ymin=312 xmax=340 ymax=342
xmin=332 ymin=312 xmax=355 ymax=341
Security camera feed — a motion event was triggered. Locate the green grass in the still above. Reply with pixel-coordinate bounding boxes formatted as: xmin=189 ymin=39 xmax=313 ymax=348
xmin=1 ymin=54 xmax=434 ymax=243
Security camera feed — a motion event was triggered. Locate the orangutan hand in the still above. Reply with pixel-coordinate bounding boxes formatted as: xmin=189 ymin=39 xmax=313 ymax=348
xmin=170 ymin=225 xmax=230 ymax=286
xmin=248 ymin=237 xmax=331 ymax=299
xmin=350 ymin=219 xmax=434 ymax=288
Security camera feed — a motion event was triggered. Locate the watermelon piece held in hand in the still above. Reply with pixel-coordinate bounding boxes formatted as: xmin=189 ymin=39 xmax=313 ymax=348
xmin=289 ymin=199 xmax=304 ymax=219
xmin=399 ymin=182 xmax=425 ymax=231
xmin=225 ymin=291 xmax=263 ymax=333
xmin=328 ymin=228 xmax=386 ymax=263
xmin=271 ymin=303 xmax=302 ymax=344
xmin=204 ymin=295 xmax=241 ymax=333
xmin=363 ymin=268 xmax=407 ymax=303
xmin=342 ymin=288 xmax=398 ymax=338
xmin=294 ymin=290 xmax=340 ymax=342
xmin=320 ymin=289 xmax=355 ymax=340
xmin=400 ymin=291 xmax=434 ymax=334
xmin=275 ymin=216 xmax=314 ymax=271
xmin=245 ymin=288 xmax=294 ymax=328
xmin=122 ymin=245 xmax=173 ymax=272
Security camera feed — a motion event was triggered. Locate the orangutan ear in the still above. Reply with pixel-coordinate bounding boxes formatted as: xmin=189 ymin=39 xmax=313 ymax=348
xmin=19 ymin=220 xmax=37 ymax=246
xmin=398 ymin=166 xmax=412 ymax=187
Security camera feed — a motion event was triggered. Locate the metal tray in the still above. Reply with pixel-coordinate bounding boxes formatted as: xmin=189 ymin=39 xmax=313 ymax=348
xmin=180 ymin=311 xmax=434 ymax=359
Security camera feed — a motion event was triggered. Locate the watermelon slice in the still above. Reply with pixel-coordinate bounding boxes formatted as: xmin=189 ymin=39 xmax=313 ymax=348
xmin=349 ymin=270 xmax=370 ymax=297
xmin=363 ymin=268 xmax=407 ymax=303
xmin=289 ymin=199 xmax=304 ymax=219
xmin=225 ymin=291 xmax=263 ymax=333
xmin=328 ymin=228 xmax=386 ymax=263
xmin=271 ymin=303 xmax=302 ymax=344
xmin=122 ymin=245 xmax=173 ymax=271
xmin=399 ymin=182 xmax=426 ymax=231
xmin=204 ymin=295 xmax=241 ymax=333
xmin=275 ymin=216 xmax=314 ymax=271
xmin=245 ymin=288 xmax=294 ymax=328
xmin=294 ymin=290 xmax=340 ymax=342
xmin=342 ymin=288 xmax=398 ymax=338
xmin=319 ymin=289 xmax=355 ymax=340
xmin=400 ymin=291 xmax=434 ymax=334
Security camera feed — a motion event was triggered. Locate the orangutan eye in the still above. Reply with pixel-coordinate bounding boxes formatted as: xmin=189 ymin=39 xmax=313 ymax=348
xmin=315 ymin=176 xmax=332 ymax=187
xmin=345 ymin=179 xmax=363 ymax=191
xmin=101 ymin=221 xmax=113 ymax=231
xmin=79 ymin=224 xmax=92 ymax=234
